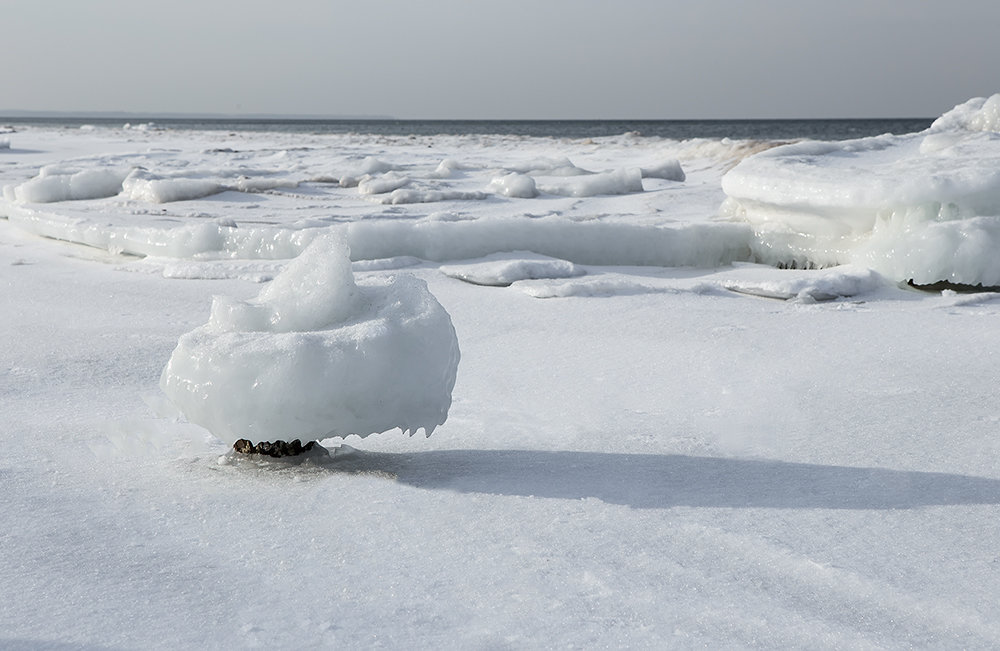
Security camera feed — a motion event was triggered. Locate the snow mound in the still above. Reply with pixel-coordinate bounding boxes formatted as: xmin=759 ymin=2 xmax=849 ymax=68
xmin=5 ymin=165 xmax=297 ymax=205
xmin=640 ymin=159 xmax=686 ymax=182
xmin=9 ymin=167 xmax=131 ymax=202
xmin=723 ymin=265 xmax=887 ymax=301
xmin=929 ymin=94 xmax=1000 ymax=133
xmin=430 ymin=158 xmax=468 ymax=178
xmin=121 ymin=169 xmax=224 ymax=203
xmin=537 ymin=168 xmax=644 ymax=197
xmin=722 ymin=94 xmax=1000 ymax=286
xmin=487 ymin=173 xmax=538 ymax=198
xmin=508 ymin=157 xmax=590 ymax=176
xmin=439 ymin=251 xmax=585 ymax=286
xmin=376 ymin=188 xmax=488 ymax=205
xmin=357 ymin=172 xmax=411 ymax=195
xmin=160 ymin=233 xmax=461 ymax=441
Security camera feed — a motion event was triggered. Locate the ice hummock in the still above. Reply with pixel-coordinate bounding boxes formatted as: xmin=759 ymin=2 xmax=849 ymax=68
xmin=439 ymin=251 xmax=585 ymax=286
xmin=721 ymin=94 xmax=1000 ymax=286
xmin=159 ymin=233 xmax=461 ymax=442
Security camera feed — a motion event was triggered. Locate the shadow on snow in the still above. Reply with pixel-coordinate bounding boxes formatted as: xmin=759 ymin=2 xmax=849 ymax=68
xmin=329 ymin=449 xmax=1000 ymax=510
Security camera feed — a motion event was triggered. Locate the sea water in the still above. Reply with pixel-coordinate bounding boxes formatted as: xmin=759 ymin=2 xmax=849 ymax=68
xmin=0 ymin=116 xmax=933 ymax=141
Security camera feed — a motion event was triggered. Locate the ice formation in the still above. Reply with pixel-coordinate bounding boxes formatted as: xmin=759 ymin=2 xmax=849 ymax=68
xmin=536 ymin=168 xmax=644 ymax=197
xmin=487 ymin=173 xmax=538 ymax=198
xmin=640 ymin=159 xmax=686 ymax=182
xmin=121 ymin=169 xmax=223 ymax=203
xmin=722 ymin=94 xmax=1000 ymax=286
xmin=439 ymin=251 xmax=585 ymax=286
xmin=9 ymin=167 xmax=131 ymax=203
xmin=159 ymin=234 xmax=461 ymax=442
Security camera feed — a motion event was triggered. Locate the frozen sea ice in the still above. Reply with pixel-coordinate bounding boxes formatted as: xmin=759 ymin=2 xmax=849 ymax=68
xmin=160 ymin=232 xmax=461 ymax=445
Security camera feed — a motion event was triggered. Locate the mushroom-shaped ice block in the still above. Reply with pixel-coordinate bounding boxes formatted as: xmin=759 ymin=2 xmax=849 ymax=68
xmin=160 ymin=233 xmax=460 ymax=442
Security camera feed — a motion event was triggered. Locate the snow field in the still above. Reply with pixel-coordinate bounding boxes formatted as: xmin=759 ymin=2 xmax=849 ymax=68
xmin=0 ymin=126 xmax=726 ymax=267
xmin=3 ymin=109 xmax=1000 ymax=647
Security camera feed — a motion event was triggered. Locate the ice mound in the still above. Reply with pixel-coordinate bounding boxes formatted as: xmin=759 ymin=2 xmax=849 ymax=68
xmin=439 ymin=251 xmax=585 ymax=286
xmin=722 ymin=94 xmax=1000 ymax=286
xmin=640 ymin=159 xmax=686 ymax=182
xmin=722 ymin=264 xmax=886 ymax=301
xmin=160 ymin=233 xmax=461 ymax=442
xmin=928 ymin=94 xmax=1000 ymax=133
xmin=5 ymin=164 xmax=297 ymax=205
xmin=8 ymin=167 xmax=131 ymax=203
xmin=376 ymin=188 xmax=488 ymax=205
xmin=536 ymin=168 xmax=644 ymax=197
xmin=357 ymin=172 xmax=411 ymax=195
xmin=487 ymin=173 xmax=538 ymax=198
xmin=121 ymin=169 xmax=224 ymax=203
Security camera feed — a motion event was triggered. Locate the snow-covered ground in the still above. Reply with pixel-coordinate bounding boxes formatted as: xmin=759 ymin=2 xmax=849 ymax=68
xmin=3 ymin=107 xmax=1000 ymax=648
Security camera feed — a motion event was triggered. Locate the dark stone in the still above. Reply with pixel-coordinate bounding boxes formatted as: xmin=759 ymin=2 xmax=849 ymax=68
xmin=232 ymin=438 xmax=320 ymax=457
xmin=233 ymin=439 xmax=254 ymax=454
xmin=907 ymin=279 xmax=1000 ymax=293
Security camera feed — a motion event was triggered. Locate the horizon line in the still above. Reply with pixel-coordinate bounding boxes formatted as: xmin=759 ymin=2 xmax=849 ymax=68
xmin=0 ymin=110 xmax=935 ymax=122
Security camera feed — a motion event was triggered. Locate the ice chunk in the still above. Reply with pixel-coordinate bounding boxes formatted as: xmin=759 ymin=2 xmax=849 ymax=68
xmin=440 ymin=251 xmax=585 ymax=286
xmin=640 ymin=159 xmax=686 ymax=182
xmin=357 ymin=172 xmax=411 ymax=195
xmin=12 ymin=168 xmax=131 ymax=203
xmin=357 ymin=156 xmax=397 ymax=174
xmin=431 ymin=158 xmax=468 ymax=178
xmin=508 ymin=157 xmax=589 ymax=176
xmin=160 ymin=233 xmax=461 ymax=441
xmin=722 ymin=94 xmax=1000 ymax=285
xmin=487 ymin=173 xmax=538 ymax=198
xmin=378 ymin=188 xmax=488 ymax=205
xmin=929 ymin=94 xmax=1000 ymax=133
xmin=233 ymin=175 xmax=298 ymax=192
xmin=722 ymin=265 xmax=886 ymax=301
xmin=537 ymin=168 xmax=644 ymax=197
xmin=121 ymin=169 xmax=223 ymax=203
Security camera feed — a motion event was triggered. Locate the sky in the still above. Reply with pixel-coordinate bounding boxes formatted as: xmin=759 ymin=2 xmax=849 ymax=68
xmin=4 ymin=0 xmax=999 ymax=119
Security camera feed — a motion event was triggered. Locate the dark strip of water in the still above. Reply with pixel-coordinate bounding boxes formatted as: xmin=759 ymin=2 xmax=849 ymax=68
xmin=0 ymin=116 xmax=934 ymax=141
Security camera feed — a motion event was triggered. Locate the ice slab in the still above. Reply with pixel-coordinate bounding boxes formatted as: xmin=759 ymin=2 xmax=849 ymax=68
xmin=439 ymin=251 xmax=585 ymax=286
xmin=722 ymin=94 xmax=1000 ymax=286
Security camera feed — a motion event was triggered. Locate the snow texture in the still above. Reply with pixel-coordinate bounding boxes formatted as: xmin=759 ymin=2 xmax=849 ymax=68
xmin=5 ymin=104 xmax=1000 ymax=649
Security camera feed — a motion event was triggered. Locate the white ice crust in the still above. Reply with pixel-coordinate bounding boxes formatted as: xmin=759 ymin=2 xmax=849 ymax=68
xmin=159 ymin=233 xmax=461 ymax=441
xmin=8 ymin=99 xmax=1000 ymax=288
xmin=439 ymin=251 xmax=585 ymax=286
xmin=11 ymin=167 xmax=132 ymax=203
xmin=722 ymin=94 xmax=1000 ymax=286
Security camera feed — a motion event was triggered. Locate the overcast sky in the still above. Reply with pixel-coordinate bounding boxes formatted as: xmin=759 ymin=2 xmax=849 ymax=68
xmin=4 ymin=0 xmax=998 ymax=119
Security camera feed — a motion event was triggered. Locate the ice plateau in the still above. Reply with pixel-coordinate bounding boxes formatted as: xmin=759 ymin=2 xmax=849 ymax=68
xmin=722 ymin=94 xmax=1000 ymax=286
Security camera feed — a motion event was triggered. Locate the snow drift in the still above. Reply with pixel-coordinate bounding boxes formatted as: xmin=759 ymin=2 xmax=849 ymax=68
xmin=159 ymin=233 xmax=461 ymax=442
